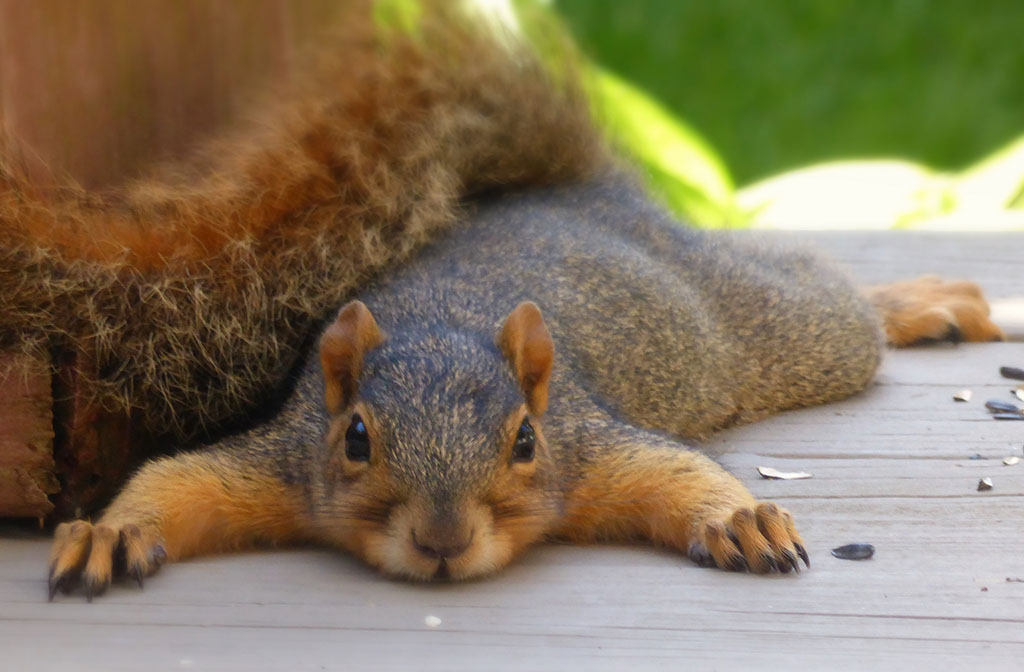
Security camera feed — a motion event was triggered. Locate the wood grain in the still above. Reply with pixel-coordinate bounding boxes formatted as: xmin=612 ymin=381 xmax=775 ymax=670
xmin=0 ymin=0 xmax=340 ymax=189
xmin=0 ymin=353 xmax=56 ymax=518
xmin=1 ymin=232 xmax=1022 ymax=669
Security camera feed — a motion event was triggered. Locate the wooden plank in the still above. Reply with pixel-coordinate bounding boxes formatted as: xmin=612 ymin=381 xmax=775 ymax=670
xmin=707 ymin=342 xmax=1024 ymax=462
xmin=766 ymin=231 xmax=1022 ymax=297
xmin=1 ymin=232 xmax=1022 ymax=669
xmin=0 ymin=352 xmax=57 ymax=518
xmin=3 ymin=540 xmax=1024 ymax=671
xmin=3 ymin=342 xmax=1024 ymax=670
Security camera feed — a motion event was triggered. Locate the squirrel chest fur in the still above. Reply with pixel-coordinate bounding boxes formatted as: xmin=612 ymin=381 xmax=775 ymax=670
xmin=47 ymin=173 xmax=1005 ymax=598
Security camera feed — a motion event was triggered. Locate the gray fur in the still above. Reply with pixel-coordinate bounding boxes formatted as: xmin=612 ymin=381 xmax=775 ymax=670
xmin=211 ymin=169 xmax=883 ymax=525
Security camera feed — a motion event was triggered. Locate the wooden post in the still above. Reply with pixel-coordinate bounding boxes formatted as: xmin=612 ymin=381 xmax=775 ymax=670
xmin=0 ymin=352 xmax=58 ymax=520
xmin=49 ymin=351 xmax=147 ymax=521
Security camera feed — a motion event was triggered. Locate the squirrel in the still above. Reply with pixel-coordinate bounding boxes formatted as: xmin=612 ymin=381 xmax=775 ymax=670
xmin=47 ymin=172 xmax=1004 ymax=599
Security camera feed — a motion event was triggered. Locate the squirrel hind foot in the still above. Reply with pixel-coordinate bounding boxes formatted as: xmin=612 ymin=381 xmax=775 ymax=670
xmin=866 ymin=276 xmax=1006 ymax=347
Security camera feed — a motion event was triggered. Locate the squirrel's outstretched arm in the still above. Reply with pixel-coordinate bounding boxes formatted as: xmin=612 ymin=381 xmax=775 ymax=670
xmin=555 ymin=423 xmax=807 ymax=574
xmin=48 ymin=449 xmax=311 ymax=600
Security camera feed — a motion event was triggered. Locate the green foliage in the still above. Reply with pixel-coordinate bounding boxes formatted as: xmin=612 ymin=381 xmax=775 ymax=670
xmin=588 ymin=69 xmax=740 ymax=227
xmin=373 ymin=0 xmax=422 ymax=34
xmin=372 ymin=1 xmax=1024 ymax=229
xmin=457 ymin=0 xmax=743 ymax=226
xmin=558 ymin=0 xmax=1024 ymax=187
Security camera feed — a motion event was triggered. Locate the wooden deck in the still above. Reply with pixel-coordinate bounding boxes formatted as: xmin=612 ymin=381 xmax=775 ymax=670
xmin=2 ymin=232 xmax=1023 ymax=671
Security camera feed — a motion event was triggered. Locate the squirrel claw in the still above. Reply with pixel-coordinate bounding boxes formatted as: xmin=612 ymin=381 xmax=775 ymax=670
xmin=760 ymin=553 xmax=780 ymax=573
xmin=727 ymin=554 xmax=748 ymax=572
xmin=46 ymin=519 xmax=164 ymax=601
xmin=795 ymin=543 xmax=810 ymax=568
xmin=128 ymin=565 xmax=144 ymax=589
xmin=695 ymin=502 xmax=808 ymax=575
xmin=47 ymin=571 xmax=63 ymax=602
xmin=149 ymin=544 xmax=168 ymax=568
xmin=780 ymin=548 xmax=799 ymax=574
xmin=48 ymin=567 xmax=86 ymax=603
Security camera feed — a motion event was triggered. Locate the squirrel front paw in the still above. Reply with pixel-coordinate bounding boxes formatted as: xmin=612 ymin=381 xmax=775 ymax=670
xmin=48 ymin=520 xmax=167 ymax=601
xmin=687 ymin=502 xmax=809 ymax=574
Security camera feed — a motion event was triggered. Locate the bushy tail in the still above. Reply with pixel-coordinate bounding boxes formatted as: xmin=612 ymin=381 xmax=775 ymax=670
xmin=0 ymin=2 xmax=604 ymax=437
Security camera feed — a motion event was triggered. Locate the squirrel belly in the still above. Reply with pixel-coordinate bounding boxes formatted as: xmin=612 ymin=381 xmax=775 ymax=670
xmin=48 ymin=171 xmax=879 ymax=597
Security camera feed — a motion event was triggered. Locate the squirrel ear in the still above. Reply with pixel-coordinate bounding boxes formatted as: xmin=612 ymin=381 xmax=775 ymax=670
xmin=498 ymin=301 xmax=554 ymax=415
xmin=320 ymin=300 xmax=385 ymax=414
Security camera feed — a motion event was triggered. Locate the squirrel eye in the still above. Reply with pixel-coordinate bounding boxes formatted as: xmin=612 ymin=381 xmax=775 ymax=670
xmin=345 ymin=414 xmax=371 ymax=462
xmin=512 ymin=419 xmax=536 ymax=463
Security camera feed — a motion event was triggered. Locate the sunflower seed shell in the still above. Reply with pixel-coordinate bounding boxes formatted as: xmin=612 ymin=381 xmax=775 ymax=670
xmin=832 ymin=544 xmax=875 ymax=560
xmin=1001 ymin=366 xmax=1024 ymax=381
xmin=986 ymin=399 xmax=1022 ymax=414
xmin=757 ymin=466 xmax=812 ymax=480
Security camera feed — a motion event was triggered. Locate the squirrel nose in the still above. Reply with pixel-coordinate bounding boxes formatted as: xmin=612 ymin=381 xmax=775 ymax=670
xmin=411 ymin=528 xmax=474 ymax=560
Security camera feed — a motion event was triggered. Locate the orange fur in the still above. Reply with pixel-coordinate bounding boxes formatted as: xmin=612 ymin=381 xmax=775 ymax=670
xmin=315 ymin=403 xmax=561 ymax=582
xmin=557 ymin=443 xmax=754 ymax=546
xmin=321 ymin=301 xmax=387 ymax=414
xmin=101 ymin=453 xmax=311 ymax=561
xmin=2 ymin=9 xmax=595 ymax=271
xmin=497 ymin=302 xmax=555 ymax=415
xmin=1 ymin=2 xmax=602 ymax=438
xmin=49 ymin=449 xmax=311 ymax=599
xmin=556 ymin=436 xmax=806 ymax=573
xmin=865 ymin=276 xmax=1005 ymax=346
xmin=49 ymin=521 xmax=91 ymax=579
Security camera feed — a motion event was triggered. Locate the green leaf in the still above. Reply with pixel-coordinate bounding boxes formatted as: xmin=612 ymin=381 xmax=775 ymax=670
xmin=374 ymin=0 xmax=422 ymax=36
xmin=954 ymin=133 xmax=1024 ymax=211
xmin=587 ymin=68 xmax=739 ymax=227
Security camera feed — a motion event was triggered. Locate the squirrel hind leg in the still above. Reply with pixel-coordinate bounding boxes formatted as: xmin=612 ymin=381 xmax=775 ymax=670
xmin=865 ymin=276 xmax=1005 ymax=347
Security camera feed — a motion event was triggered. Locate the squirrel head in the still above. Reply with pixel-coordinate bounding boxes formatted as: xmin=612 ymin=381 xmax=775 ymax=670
xmin=316 ymin=300 xmax=563 ymax=581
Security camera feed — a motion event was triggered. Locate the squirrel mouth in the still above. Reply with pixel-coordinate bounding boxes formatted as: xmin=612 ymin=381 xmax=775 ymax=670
xmin=432 ymin=560 xmax=451 ymax=581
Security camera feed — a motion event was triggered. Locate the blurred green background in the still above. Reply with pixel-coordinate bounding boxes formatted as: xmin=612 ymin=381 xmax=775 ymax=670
xmin=552 ymin=0 xmax=1024 ymax=229
xmin=559 ymin=0 xmax=1024 ymax=185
